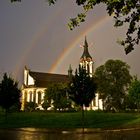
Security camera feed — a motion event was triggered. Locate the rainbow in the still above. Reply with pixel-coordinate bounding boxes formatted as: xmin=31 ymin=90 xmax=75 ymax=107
xmin=14 ymin=15 xmax=111 ymax=79
xmin=13 ymin=8 xmax=63 ymax=78
xmin=49 ymin=15 xmax=111 ymax=73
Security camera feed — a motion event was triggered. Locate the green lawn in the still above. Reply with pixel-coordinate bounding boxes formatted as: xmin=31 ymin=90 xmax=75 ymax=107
xmin=0 ymin=111 xmax=140 ymax=129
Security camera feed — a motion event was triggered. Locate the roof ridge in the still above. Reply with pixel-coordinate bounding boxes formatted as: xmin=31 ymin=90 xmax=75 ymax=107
xmin=29 ymin=71 xmax=67 ymax=76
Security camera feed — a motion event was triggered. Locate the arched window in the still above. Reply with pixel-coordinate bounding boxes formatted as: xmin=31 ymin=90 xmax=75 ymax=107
xmin=29 ymin=91 xmax=33 ymax=102
xmin=87 ymin=63 xmax=90 ymax=74
xmin=38 ymin=91 xmax=42 ymax=104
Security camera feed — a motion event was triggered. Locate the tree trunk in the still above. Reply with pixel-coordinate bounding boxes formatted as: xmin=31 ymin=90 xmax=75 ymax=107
xmin=5 ymin=109 xmax=8 ymax=122
xmin=82 ymin=104 xmax=85 ymax=134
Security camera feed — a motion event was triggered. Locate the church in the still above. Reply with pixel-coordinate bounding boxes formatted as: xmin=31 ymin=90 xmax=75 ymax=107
xmin=21 ymin=37 xmax=103 ymax=110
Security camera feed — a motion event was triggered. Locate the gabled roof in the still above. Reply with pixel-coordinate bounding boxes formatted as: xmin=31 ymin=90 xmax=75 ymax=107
xmin=29 ymin=71 xmax=69 ymax=88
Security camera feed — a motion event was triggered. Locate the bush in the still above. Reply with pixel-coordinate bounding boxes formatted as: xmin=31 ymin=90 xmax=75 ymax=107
xmin=9 ymin=102 xmax=21 ymax=112
xmin=24 ymin=102 xmax=37 ymax=112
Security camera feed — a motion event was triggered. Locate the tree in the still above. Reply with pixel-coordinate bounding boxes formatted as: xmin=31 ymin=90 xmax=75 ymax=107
xmin=68 ymin=65 xmax=96 ymax=108
xmin=44 ymin=83 xmax=71 ymax=111
xmin=11 ymin=0 xmax=140 ymax=54
xmin=0 ymin=73 xmax=21 ymax=115
xmin=95 ymin=59 xmax=132 ymax=112
xmin=128 ymin=76 xmax=140 ymax=111
xmin=69 ymin=0 xmax=140 ymax=55
xmin=68 ymin=65 xmax=97 ymax=132
xmin=24 ymin=102 xmax=37 ymax=112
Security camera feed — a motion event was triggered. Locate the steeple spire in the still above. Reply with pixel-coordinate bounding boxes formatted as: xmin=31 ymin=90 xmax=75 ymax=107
xmin=84 ymin=36 xmax=88 ymax=48
xmin=80 ymin=36 xmax=92 ymax=61
xmin=80 ymin=36 xmax=94 ymax=76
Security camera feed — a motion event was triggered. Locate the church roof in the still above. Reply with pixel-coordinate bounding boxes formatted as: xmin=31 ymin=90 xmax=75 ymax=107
xmin=29 ymin=71 xmax=69 ymax=88
xmin=80 ymin=37 xmax=92 ymax=61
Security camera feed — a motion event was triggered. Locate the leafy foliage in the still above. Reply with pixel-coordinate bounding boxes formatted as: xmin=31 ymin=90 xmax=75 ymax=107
xmin=9 ymin=102 xmax=21 ymax=112
xmin=69 ymin=0 xmax=140 ymax=54
xmin=11 ymin=0 xmax=21 ymax=2
xmin=95 ymin=59 xmax=132 ymax=112
xmin=10 ymin=0 xmax=140 ymax=53
xmin=47 ymin=0 xmax=57 ymax=5
xmin=68 ymin=65 xmax=97 ymax=132
xmin=0 ymin=73 xmax=21 ymax=112
xmin=68 ymin=65 xmax=97 ymax=108
xmin=44 ymin=83 xmax=71 ymax=111
xmin=128 ymin=76 xmax=140 ymax=111
xmin=42 ymin=100 xmax=50 ymax=110
xmin=24 ymin=102 xmax=38 ymax=112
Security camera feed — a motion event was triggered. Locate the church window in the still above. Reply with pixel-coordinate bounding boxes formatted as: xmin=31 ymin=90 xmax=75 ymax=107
xmin=38 ymin=91 xmax=42 ymax=104
xmin=29 ymin=91 xmax=33 ymax=102
xmin=87 ymin=64 xmax=90 ymax=74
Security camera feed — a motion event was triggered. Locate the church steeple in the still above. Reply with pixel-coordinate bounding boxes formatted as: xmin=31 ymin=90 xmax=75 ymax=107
xmin=68 ymin=64 xmax=73 ymax=78
xmin=80 ymin=36 xmax=92 ymax=62
xmin=80 ymin=37 xmax=94 ymax=76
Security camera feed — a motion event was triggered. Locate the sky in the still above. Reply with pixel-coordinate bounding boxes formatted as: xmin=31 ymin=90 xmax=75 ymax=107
xmin=0 ymin=0 xmax=140 ymax=84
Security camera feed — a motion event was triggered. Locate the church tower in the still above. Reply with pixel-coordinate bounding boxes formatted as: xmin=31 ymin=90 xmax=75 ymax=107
xmin=68 ymin=64 xmax=73 ymax=78
xmin=80 ymin=37 xmax=94 ymax=77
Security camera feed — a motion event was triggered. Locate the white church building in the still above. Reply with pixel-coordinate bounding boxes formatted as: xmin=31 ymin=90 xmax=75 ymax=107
xmin=21 ymin=37 xmax=103 ymax=110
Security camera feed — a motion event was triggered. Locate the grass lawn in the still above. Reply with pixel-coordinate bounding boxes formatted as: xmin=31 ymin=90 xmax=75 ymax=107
xmin=0 ymin=111 xmax=140 ymax=129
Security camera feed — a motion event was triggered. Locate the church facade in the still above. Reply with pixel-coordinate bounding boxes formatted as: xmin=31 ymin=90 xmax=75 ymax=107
xmin=21 ymin=37 xmax=103 ymax=110
xmin=21 ymin=68 xmax=69 ymax=110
